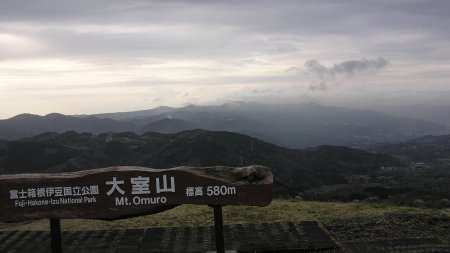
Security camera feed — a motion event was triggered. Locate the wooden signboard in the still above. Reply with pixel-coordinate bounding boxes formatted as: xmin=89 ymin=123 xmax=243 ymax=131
xmin=0 ymin=165 xmax=273 ymax=222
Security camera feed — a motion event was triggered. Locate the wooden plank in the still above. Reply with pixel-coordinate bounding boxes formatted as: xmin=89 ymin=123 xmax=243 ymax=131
xmin=0 ymin=165 xmax=272 ymax=221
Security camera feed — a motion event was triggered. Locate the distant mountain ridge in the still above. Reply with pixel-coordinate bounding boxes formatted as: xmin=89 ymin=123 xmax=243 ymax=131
xmin=0 ymin=102 xmax=447 ymax=148
xmin=0 ymin=113 xmax=136 ymax=140
xmin=76 ymin=106 xmax=174 ymax=121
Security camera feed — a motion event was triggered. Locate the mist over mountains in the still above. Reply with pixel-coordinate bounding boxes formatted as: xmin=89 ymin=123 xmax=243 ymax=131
xmin=373 ymin=104 xmax=450 ymax=127
xmin=0 ymin=103 xmax=447 ymax=148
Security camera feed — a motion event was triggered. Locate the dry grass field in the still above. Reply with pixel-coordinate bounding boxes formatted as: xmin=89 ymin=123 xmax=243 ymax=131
xmin=0 ymin=200 xmax=447 ymax=230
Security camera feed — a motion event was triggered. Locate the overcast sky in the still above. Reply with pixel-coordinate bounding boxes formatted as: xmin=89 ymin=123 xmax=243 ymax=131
xmin=0 ymin=0 xmax=449 ymax=118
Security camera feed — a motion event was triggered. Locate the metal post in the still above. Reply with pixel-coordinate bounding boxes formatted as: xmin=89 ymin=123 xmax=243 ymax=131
xmin=213 ymin=205 xmax=225 ymax=253
xmin=50 ymin=218 xmax=62 ymax=253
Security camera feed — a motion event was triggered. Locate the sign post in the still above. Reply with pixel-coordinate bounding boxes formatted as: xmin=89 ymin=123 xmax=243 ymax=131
xmin=213 ymin=205 xmax=225 ymax=253
xmin=50 ymin=218 xmax=62 ymax=253
xmin=0 ymin=165 xmax=273 ymax=252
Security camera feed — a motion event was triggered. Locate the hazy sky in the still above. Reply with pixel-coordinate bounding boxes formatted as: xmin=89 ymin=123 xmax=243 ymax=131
xmin=1 ymin=0 xmax=449 ymax=118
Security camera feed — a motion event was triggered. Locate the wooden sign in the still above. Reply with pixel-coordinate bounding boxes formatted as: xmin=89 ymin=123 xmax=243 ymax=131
xmin=0 ymin=165 xmax=272 ymax=221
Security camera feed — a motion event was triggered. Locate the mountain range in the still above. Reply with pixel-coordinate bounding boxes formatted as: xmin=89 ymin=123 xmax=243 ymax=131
xmin=3 ymin=129 xmax=448 ymax=203
xmin=1 ymin=102 xmax=448 ymax=148
xmin=0 ymin=130 xmax=402 ymax=197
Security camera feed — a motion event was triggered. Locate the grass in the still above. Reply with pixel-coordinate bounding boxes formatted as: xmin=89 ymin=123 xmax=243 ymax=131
xmin=1 ymin=200 xmax=448 ymax=231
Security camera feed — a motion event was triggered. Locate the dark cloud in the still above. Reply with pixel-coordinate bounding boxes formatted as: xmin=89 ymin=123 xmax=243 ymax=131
xmin=303 ymin=58 xmax=389 ymax=91
xmin=306 ymin=58 xmax=389 ymax=78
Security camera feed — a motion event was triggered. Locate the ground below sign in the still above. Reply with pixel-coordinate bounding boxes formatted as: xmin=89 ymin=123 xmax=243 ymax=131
xmin=0 ymin=165 xmax=273 ymax=221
